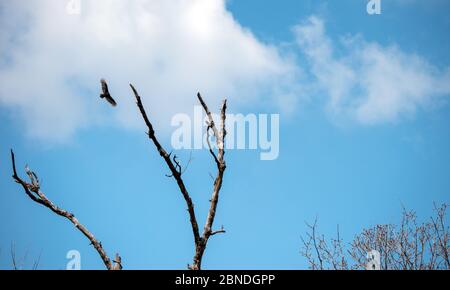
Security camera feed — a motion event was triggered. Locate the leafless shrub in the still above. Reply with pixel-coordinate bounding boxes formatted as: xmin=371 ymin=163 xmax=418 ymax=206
xmin=300 ymin=219 xmax=347 ymax=270
xmin=301 ymin=204 xmax=449 ymax=270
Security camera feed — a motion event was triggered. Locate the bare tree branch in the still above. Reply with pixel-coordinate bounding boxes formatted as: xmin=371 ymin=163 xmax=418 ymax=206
xmin=129 ymin=84 xmax=201 ymax=247
xmin=10 ymin=243 xmax=17 ymax=270
xmin=431 ymin=203 xmax=450 ymax=268
xmin=301 ymin=219 xmax=325 ymax=270
xmin=112 ymin=253 xmax=123 ymax=270
xmin=32 ymin=250 xmax=42 ymax=270
xmin=193 ymin=94 xmax=228 ymax=270
xmin=130 ymin=86 xmax=228 ymax=270
xmin=197 ymin=93 xmax=226 ymax=170
xmin=10 ymin=149 xmax=121 ymax=270
xmin=210 ymin=226 xmax=226 ymax=237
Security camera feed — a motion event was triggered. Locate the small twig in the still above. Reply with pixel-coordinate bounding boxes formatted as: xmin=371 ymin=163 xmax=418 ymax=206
xmin=10 ymin=242 xmax=17 ymax=270
xmin=310 ymin=219 xmax=324 ymax=270
xmin=211 ymin=226 xmax=226 ymax=236
xmin=32 ymin=250 xmax=42 ymax=270
xmin=181 ymin=151 xmax=194 ymax=175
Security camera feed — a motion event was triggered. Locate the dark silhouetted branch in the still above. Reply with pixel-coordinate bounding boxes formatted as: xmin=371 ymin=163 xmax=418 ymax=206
xmin=10 ymin=243 xmax=17 ymax=270
xmin=130 ymin=84 xmax=201 ymax=247
xmin=10 ymin=150 xmax=121 ymax=270
xmin=131 ymin=86 xmax=227 ymax=270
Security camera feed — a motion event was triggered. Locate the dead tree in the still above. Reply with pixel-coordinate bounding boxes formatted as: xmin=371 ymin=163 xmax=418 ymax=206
xmin=9 ymin=84 xmax=227 ymax=270
xmin=10 ymin=150 xmax=122 ymax=270
xmin=301 ymin=204 xmax=450 ymax=270
xmin=130 ymin=85 xmax=227 ymax=270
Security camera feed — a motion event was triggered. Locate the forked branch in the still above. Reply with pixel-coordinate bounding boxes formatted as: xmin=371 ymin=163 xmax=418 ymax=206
xmin=10 ymin=150 xmax=121 ymax=270
xmin=130 ymin=85 xmax=227 ymax=270
xmin=193 ymin=93 xmax=227 ymax=270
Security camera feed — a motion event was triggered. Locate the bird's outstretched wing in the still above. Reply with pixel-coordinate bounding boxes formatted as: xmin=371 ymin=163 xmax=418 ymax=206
xmin=101 ymin=78 xmax=109 ymax=94
xmin=105 ymin=95 xmax=117 ymax=106
xmin=100 ymin=79 xmax=117 ymax=107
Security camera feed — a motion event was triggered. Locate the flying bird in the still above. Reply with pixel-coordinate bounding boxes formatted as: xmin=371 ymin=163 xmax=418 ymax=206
xmin=100 ymin=79 xmax=117 ymax=107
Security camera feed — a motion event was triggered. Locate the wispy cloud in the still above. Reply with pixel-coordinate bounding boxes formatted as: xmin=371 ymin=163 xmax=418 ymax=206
xmin=294 ymin=16 xmax=450 ymax=125
xmin=0 ymin=0 xmax=298 ymax=142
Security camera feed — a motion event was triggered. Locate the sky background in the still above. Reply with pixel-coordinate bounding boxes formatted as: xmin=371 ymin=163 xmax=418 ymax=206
xmin=0 ymin=0 xmax=449 ymax=269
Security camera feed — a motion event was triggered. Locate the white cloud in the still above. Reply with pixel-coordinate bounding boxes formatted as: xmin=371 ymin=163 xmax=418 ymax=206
xmin=0 ymin=0 xmax=298 ymax=142
xmin=2 ymin=3 xmax=449 ymax=142
xmin=294 ymin=16 xmax=450 ymax=125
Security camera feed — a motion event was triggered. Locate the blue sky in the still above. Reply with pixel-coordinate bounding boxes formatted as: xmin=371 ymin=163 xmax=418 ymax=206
xmin=0 ymin=0 xmax=449 ymax=269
